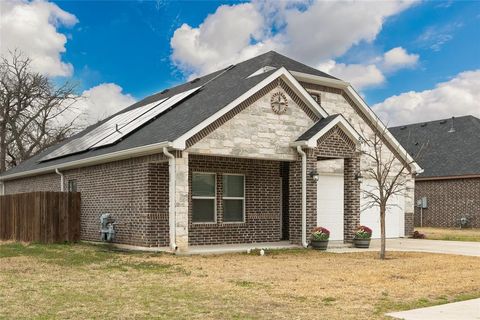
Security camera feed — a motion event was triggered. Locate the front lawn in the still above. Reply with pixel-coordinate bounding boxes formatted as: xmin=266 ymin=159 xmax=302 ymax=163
xmin=0 ymin=242 xmax=479 ymax=319
xmin=415 ymin=227 xmax=480 ymax=242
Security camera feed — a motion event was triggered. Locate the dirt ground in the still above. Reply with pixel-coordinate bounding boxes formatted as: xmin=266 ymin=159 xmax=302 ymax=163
xmin=0 ymin=242 xmax=479 ymax=319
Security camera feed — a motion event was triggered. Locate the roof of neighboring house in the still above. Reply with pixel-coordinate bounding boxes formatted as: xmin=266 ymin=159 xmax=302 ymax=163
xmin=389 ymin=115 xmax=480 ymax=178
xmin=1 ymin=51 xmax=336 ymax=178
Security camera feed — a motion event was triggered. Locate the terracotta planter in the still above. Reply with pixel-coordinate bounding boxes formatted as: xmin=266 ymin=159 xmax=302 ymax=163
xmin=310 ymin=239 xmax=329 ymax=250
xmin=353 ymin=238 xmax=371 ymax=248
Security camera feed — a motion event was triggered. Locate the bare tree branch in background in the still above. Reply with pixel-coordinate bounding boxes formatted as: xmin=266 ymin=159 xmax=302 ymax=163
xmin=0 ymin=50 xmax=81 ymax=172
xmin=359 ymin=125 xmax=425 ymax=260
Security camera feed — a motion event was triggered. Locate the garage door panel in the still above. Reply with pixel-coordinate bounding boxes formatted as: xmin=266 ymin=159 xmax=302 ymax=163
xmin=360 ymin=179 xmax=405 ymax=238
xmin=317 ymin=174 xmax=344 ymax=241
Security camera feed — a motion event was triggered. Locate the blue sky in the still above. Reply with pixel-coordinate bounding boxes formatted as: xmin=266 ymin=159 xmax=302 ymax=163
xmin=1 ymin=0 xmax=479 ymax=125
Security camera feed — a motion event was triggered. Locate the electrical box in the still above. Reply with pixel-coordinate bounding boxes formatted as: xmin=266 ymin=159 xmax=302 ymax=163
xmin=416 ymin=197 xmax=428 ymax=209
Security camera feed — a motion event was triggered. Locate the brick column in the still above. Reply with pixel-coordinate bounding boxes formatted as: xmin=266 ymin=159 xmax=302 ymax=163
xmin=404 ymin=174 xmax=415 ymax=236
xmin=175 ymin=151 xmax=189 ymax=253
xmin=305 ymin=149 xmax=318 ymax=237
xmin=288 ymin=158 xmax=302 ymax=244
xmin=344 ymin=156 xmax=360 ymax=241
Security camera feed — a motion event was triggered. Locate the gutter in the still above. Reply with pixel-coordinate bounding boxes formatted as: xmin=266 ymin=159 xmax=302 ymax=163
xmin=296 ymin=146 xmax=308 ymax=248
xmin=55 ymin=168 xmax=65 ymax=192
xmin=0 ymin=141 xmax=172 ymax=181
xmin=162 ymin=147 xmax=177 ymax=252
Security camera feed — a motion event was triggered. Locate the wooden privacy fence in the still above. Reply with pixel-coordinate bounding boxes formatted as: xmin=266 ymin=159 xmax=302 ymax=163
xmin=0 ymin=192 xmax=81 ymax=243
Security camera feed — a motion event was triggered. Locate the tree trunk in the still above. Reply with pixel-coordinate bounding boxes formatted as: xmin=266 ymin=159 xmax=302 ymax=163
xmin=380 ymin=204 xmax=386 ymax=259
xmin=0 ymin=113 xmax=6 ymax=173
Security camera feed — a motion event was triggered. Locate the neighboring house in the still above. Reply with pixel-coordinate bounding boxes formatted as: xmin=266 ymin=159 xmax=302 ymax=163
xmin=0 ymin=51 xmax=420 ymax=252
xmin=390 ymin=116 xmax=480 ymax=228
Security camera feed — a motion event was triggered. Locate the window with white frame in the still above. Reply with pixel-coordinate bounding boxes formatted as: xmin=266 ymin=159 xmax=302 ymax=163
xmin=222 ymin=174 xmax=245 ymax=222
xmin=192 ymin=173 xmax=216 ymax=223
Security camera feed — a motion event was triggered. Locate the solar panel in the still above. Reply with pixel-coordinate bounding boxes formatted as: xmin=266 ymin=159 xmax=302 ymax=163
xmin=39 ymin=86 xmax=200 ymax=162
xmin=91 ymin=87 xmax=200 ymax=148
xmin=40 ymin=99 xmax=165 ymax=161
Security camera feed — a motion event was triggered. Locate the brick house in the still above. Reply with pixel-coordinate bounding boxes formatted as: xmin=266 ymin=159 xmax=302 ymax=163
xmin=390 ymin=115 xmax=480 ymax=228
xmin=0 ymin=51 xmax=420 ymax=252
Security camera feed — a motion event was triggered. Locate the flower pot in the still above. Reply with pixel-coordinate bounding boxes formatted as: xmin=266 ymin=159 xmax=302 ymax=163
xmin=353 ymin=238 xmax=371 ymax=248
xmin=310 ymin=239 xmax=329 ymax=250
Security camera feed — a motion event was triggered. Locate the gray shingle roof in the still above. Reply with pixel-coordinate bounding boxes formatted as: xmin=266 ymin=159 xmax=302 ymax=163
xmin=296 ymin=114 xmax=340 ymax=141
xmin=2 ymin=51 xmax=334 ymax=177
xmin=389 ymin=115 xmax=480 ymax=178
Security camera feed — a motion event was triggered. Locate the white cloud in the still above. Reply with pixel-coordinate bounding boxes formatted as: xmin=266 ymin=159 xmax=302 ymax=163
xmin=318 ymin=60 xmax=385 ymax=89
xmin=76 ymin=83 xmax=137 ymax=125
xmin=373 ymin=70 xmax=480 ymax=126
xmin=381 ymin=47 xmax=419 ymax=72
xmin=170 ymin=0 xmax=417 ymax=77
xmin=170 ymin=2 xmax=276 ymax=76
xmin=0 ymin=0 xmax=78 ymax=77
xmin=317 ymin=47 xmax=418 ymax=89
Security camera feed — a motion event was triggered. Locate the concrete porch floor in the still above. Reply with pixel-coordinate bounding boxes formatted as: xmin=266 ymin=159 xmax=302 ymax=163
xmin=187 ymin=240 xmax=351 ymax=255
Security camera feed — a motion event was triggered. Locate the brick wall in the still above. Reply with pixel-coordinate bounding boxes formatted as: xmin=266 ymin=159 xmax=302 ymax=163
xmin=4 ymin=154 xmax=170 ymax=247
xmin=188 ymin=155 xmax=283 ymax=245
xmin=414 ymin=178 xmax=480 ymax=228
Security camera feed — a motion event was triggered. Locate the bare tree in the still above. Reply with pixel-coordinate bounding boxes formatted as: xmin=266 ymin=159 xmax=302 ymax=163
xmin=359 ymin=126 xmax=423 ymax=260
xmin=0 ymin=50 xmax=80 ymax=172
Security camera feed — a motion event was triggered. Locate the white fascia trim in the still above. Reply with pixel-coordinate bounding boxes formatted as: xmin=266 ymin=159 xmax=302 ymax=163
xmin=0 ymin=141 xmax=172 ymax=181
xmin=291 ymin=115 xmax=360 ymax=148
xmin=172 ymin=67 xmax=329 ymax=149
xmin=290 ymin=71 xmax=350 ymax=89
xmin=344 ymin=86 xmax=423 ymax=174
xmin=290 ymin=71 xmax=422 ymax=174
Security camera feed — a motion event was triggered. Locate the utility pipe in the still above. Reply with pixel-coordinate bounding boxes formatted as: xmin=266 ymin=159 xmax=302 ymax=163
xmin=296 ymin=146 xmax=308 ymax=248
xmin=55 ymin=168 xmax=64 ymax=192
xmin=0 ymin=181 xmax=4 ymax=196
xmin=163 ymin=147 xmax=177 ymax=252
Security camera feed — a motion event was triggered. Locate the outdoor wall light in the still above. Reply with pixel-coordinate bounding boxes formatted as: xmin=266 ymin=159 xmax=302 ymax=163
xmin=355 ymin=172 xmax=364 ymax=183
xmin=309 ymin=171 xmax=320 ymax=182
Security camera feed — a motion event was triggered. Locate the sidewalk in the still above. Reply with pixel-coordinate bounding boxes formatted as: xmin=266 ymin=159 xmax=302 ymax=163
xmin=386 ymin=298 xmax=480 ymax=320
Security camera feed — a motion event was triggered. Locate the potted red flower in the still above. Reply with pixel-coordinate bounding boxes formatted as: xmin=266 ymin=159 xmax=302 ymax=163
xmin=310 ymin=227 xmax=330 ymax=250
xmin=353 ymin=225 xmax=372 ymax=248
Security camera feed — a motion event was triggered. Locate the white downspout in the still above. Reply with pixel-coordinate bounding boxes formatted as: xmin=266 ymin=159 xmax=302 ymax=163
xmin=163 ymin=147 xmax=177 ymax=252
xmin=296 ymin=146 xmax=308 ymax=248
xmin=0 ymin=181 xmax=4 ymax=195
xmin=55 ymin=168 xmax=64 ymax=192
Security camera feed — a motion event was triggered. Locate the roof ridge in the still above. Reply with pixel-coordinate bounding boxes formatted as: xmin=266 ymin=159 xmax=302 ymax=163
xmin=389 ymin=115 xmax=478 ymax=129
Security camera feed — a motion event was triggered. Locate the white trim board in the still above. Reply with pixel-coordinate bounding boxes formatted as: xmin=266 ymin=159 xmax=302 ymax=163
xmin=291 ymin=72 xmax=422 ymax=174
xmin=0 ymin=141 xmax=171 ymax=181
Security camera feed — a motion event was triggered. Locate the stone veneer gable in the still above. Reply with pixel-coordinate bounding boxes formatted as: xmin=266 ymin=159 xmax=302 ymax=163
xmin=187 ymin=79 xmax=318 ymax=160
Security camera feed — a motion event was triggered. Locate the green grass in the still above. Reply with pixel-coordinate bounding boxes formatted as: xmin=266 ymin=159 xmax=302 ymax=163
xmin=415 ymin=227 xmax=480 ymax=242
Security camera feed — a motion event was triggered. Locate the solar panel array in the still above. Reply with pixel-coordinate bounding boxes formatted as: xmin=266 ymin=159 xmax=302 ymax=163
xmin=40 ymin=87 xmax=200 ymax=162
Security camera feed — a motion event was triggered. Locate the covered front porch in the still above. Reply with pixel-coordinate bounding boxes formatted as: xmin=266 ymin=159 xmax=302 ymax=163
xmin=167 ymin=116 xmax=362 ymax=254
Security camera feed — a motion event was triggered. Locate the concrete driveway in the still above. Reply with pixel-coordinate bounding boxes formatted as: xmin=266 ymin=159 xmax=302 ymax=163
xmin=330 ymin=238 xmax=480 ymax=257
xmin=386 ymin=298 xmax=480 ymax=320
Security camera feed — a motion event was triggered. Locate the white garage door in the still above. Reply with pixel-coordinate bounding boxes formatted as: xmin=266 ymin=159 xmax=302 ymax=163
xmin=317 ymin=174 xmax=344 ymax=241
xmin=360 ymin=179 xmax=405 ymax=238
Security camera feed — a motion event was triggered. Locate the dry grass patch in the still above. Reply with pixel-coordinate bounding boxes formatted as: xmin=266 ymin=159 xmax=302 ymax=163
xmin=416 ymin=227 xmax=480 ymax=242
xmin=0 ymin=242 xmax=479 ymax=319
